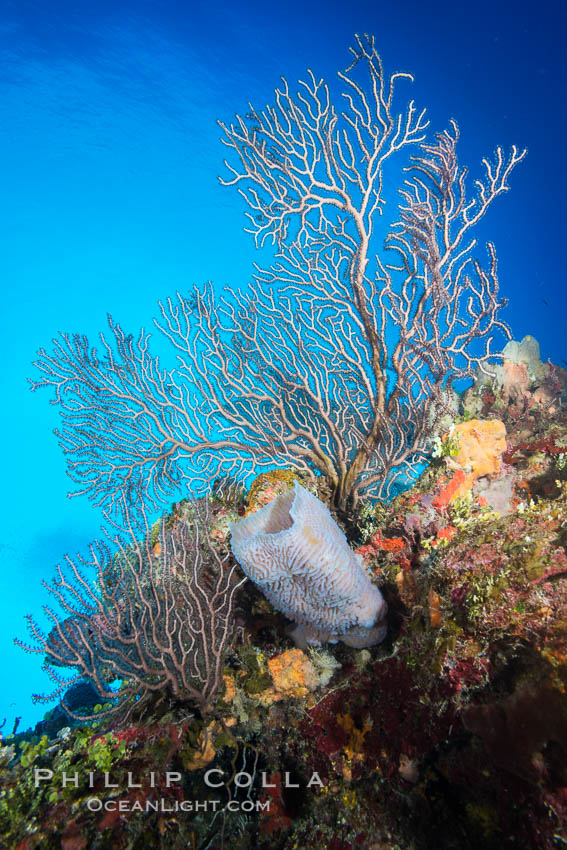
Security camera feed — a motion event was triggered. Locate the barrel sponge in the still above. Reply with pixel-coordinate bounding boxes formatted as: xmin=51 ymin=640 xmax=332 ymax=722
xmin=230 ymin=482 xmax=387 ymax=648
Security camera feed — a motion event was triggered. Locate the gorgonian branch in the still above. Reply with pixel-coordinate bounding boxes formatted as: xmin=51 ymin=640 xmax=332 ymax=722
xmin=31 ymin=36 xmax=525 ymax=515
xmin=15 ymin=495 xmax=246 ymax=721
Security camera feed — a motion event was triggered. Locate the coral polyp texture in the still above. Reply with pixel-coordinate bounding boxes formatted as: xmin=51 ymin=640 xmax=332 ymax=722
xmin=230 ymin=482 xmax=387 ymax=647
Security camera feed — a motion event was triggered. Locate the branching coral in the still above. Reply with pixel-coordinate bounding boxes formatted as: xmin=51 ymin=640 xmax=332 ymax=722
xmin=15 ymin=497 xmax=246 ymax=720
xmin=30 ymin=35 xmax=525 ymax=518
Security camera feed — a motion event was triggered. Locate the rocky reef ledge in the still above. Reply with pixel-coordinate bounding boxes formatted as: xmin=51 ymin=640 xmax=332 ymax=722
xmin=2 ymin=336 xmax=567 ymax=850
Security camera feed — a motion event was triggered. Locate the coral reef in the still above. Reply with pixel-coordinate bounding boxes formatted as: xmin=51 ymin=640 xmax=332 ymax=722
xmin=462 ymin=334 xmax=567 ymax=422
xmin=8 ymin=337 xmax=567 ymax=850
xmin=13 ymin=24 xmax=557 ymax=850
xmin=258 ymin=649 xmax=320 ymax=704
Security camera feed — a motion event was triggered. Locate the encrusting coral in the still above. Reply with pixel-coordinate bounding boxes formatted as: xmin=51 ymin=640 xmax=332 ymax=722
xmin=230 ymin=482 xmax=387 ymax=648
xmin=256 ymin=649 xmax=320 ymax=704
xmin=244 ymin=469 xmax=310 ymax=516
xmin=435 ymin=419 xmax=507 ymax=504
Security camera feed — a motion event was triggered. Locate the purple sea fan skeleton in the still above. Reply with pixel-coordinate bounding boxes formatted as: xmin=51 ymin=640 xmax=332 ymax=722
xmin=15 ymin=496 xmax=246 ymax=720
xmin=230 ymin=481 xmax=388 ymax=648
xmin=30 ymin=34 xmax=526 ymax=518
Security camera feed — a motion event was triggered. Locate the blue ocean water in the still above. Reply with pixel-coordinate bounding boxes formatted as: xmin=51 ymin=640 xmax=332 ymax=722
xmin=0 ymin=0 xmax=565 ymax=733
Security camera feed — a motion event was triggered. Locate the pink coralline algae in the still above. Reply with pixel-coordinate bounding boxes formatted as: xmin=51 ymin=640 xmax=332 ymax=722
xmin=230 ymin=482 xmax=387 ymax=648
